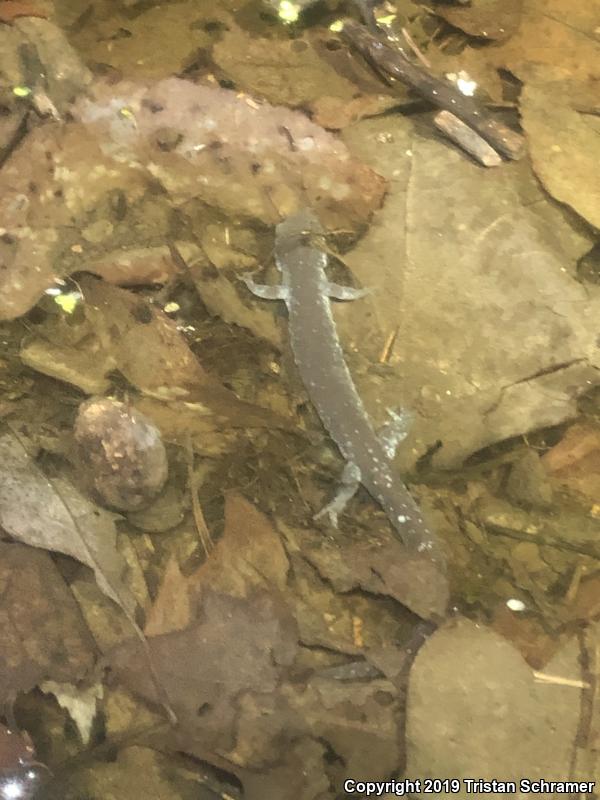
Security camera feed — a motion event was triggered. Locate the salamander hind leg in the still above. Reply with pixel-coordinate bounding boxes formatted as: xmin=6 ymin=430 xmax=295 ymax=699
xmin=242 ymin=273 xmax=289 ymax=301
xmin=314 ymin=461 xmax=361 ymax=528
xmin=378 ymin=408 xmax=414 ymax=459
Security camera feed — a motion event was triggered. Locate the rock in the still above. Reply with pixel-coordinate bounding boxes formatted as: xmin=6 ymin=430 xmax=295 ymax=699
xmin=74 ymin=397 xmax=168 ymax=511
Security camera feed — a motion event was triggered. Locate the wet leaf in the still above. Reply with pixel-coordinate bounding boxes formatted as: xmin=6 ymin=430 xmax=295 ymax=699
xmin=292 ymin=524 xmax=448 ymax=621
xmin=542 ymin=423 xmax=600 ymax=506
xmin=0 ymin=426 xmax=136 ymax=615
xmin=0 ymin=721 xmax=34 ymax=770
xmin=108 ymin=495 xmax=426 ymax=795
xmin=521 ymin=80 xmax=600 ymax=229
xmin=82 ymin=245 xmax=183 ymax=286
xmin=0 ymin=1 xmax=49 ymax=24
xmin=69 ymin=0 xmax=214 ymax=79
xmin=112 ymin=590 xmax=298 ymax=753
xmin=433 ymin=0 xmax=523 ymax=41
xmin=212 ymin=26 xmax=399 ymax=129
xmin=143 ymin=557 xmax=192 ymax=637
xmin=78 ymin=276 xmax=290 ymax=430
xmin=485 ymin=0 xmax=600 ymax=83
xmin=39 ymin=680 xmax=103 ymax=745
xmin=0 ymin=122 xmax=150 ymax=321
xmin=0 ymin=542 xmax=95 ymax=704
xmin=42 ymin=745 xmax=218 ymax=800
xmin=181 ymin=244 xmax=283 ymax=350
xmin=491 ymin=605 xmax=563 ymax=670
xmin=186 ymin=493 xmax=290 ymax=600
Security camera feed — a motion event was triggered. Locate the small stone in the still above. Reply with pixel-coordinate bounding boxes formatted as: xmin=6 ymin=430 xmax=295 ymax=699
xmin=74 ymin=397 xmax=168 ymax=511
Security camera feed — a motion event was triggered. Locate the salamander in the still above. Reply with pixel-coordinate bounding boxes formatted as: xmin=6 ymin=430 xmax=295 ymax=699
xmin=243 ymin=209 xmax=443 ymax=564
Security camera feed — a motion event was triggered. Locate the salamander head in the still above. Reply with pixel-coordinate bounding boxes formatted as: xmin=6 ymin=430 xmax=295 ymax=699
xmin=275 ymin=209 xmax=326 ymax=264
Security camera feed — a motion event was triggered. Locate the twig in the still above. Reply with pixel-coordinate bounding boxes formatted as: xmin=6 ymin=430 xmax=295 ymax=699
xmin=185 ymin=435 xmax=214 ymax=556
xmin=341 ymin=19 xmax=526 ymax=161
xmin=401 ymin=26 xmax=431 ymax=69
xmin=379 ymin=327 xmax=398 ymax=364
xmin=434 ymin=110 xmax=502 ymax=168
xmin=533 ymin=671 xmax=589 ymax=689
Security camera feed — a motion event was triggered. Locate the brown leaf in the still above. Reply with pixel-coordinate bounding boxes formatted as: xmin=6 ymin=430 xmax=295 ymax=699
xmin=0 ymin=722 xmax=34 ymax=771
xmin=0 ymin=1 xmax=49 ymax=23
xmin=78 ymin=276 xmax=292 ymax=430
xmin=0 ymin=543 xmax=95 ymax=704
xmin=434 ymin=0 xmax=523 ymax=41
xmin=143 ymin=557 xmax=192 ymax=637
xmin=491 ymin=606 xmax=562 ymax=669
xmin=144 ymin=494 xmax=289 ymax=637
xmin=212 ymin=26 xmax=399 ymax=129
xmin=228 ymin=673 xmax=402 ymax=789
xmin=187 ymin=493 xmax=290 ymax=599
xmin=485 ymin=0 xmax=600 ymax=83
xmin=83 ymin=246 xmax=183 ymax=286
xmin=542 ymin=423 xmax=600 ymax=505
xmin=521 ymin=80 xmax=600 ymax=229
xmin=295 ymin=527 xmax=449 ymax=621
xmin=117 ymin=494 xmax=425 ymax=796
xmin=0 ymin=427 xmax=136 ymax=616
xmin=112 ymin=590 xmax=298 ymax=753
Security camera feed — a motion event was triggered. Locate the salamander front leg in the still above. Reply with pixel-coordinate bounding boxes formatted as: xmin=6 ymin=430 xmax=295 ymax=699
xmin=325 ymin=283 xmax=373 ymax=301
xmin=314 ymin=461 xmax=361 ymax=528
xmin=242 ymin=273 xmax=289 ymax=301
xmin=378 ymin=408 xmax=413 ymax=459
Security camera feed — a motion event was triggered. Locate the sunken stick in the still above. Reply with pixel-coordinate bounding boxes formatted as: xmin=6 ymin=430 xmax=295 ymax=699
xmin=341 ymin=19 xmax=525 ymax=161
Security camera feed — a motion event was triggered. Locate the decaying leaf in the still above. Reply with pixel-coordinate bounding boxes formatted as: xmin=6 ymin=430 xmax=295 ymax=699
xmin=433 ymin=0 xmax=523 ymax=41
xmin=82 ymin=245 xmax=183 ymax=287
xmin=0 ymin=2 xmax=49 ymax=23
xmin=112 ymin=590 xmax=298 ymax=753
xmin=212 ymin=25 xmax=399 ymax=129
xmin=111 ymin=495 xmax=414 ymax=797
xmin=0 ymin=542 xmax=95 ymax=704
xmin=181 ymin=243 xmax=283 ymax=350
xmin=43 ymin=745 xmax=217 ymax=800
xmin=143 ymin=557 xmax=192 ymax=637
xmin=289 ymin=523 xmax=449 ymax=621
xmin=484 ymin=0 xmax=600 ymax=83
xmin=0 ymin=122 xmax=150 ymax=321
xmin=39 ymin=680 xmax=103 ymax=745
xmin=68 ymin=0 xmax=215 ymax=79
xmin=521 ymin=79 xmax=600 ymax=229
xmin=78 ymin=276 xmax=291 ymax=429
xmin=186 ymin=493 xmax=290 ymax=600
xmin=542 ymin=423 xmax=600 ymax=505
xmin=0 ymin=426 xmax=136 ymax=615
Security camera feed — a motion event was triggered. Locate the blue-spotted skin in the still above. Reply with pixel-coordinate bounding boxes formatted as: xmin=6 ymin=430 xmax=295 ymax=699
xmin=274 ymin=210 xmax=441 ymax=559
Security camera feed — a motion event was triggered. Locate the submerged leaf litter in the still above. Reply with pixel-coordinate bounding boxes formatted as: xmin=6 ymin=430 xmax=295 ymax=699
xmin=0 ymin=0 xmax=599 ymax=798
